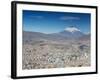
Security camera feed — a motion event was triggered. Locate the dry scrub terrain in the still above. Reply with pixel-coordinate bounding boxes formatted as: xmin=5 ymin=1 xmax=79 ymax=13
xmin=22 ymin=39 xmax=90 ymax=69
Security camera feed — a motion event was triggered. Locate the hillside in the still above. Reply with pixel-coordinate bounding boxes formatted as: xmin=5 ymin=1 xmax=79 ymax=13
xmin=22 ymin=27 xmax=91 ymax=69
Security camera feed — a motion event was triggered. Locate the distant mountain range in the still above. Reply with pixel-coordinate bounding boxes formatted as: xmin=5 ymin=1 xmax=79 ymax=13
xmin=23 ymin=27 xmax=90 ymax=43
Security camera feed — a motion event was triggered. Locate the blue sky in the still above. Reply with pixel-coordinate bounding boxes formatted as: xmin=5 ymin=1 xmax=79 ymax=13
xmin=23 ymin=10 xmax=91 ymax=34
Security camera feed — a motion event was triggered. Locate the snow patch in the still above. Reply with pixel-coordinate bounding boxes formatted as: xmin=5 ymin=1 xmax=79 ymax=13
xmin=65 ymin=27 xmax=80 ymax=32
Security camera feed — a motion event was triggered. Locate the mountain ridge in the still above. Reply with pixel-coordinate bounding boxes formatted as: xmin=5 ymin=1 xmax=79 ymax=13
xmin=23 ymin=28 xmax=90 ymax=44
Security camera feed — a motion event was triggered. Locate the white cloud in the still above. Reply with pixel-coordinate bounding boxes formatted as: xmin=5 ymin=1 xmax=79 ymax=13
xmin=60 ymin=16 xmax=80 ymax=20
xmin=29 ymin=15 xmax=44 ymax=19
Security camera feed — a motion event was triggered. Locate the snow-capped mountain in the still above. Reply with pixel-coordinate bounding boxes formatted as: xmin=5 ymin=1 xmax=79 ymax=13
xmin=59 ymin=27 xmax=85 ymax=39
xmin=65 ymin=27 xmax=80 ymax=33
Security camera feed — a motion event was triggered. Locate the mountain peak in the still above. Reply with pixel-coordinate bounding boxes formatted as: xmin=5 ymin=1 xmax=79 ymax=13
xmin=65 ymin=27 xmax=80 ymax=33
